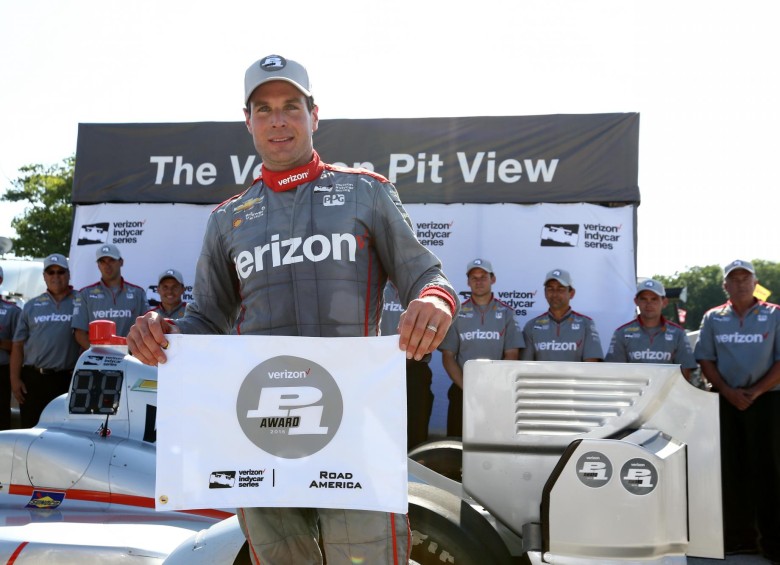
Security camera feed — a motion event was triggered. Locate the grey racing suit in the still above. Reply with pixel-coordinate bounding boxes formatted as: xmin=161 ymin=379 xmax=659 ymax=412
xmin=176 ymin=152 xmax=457 ymax=565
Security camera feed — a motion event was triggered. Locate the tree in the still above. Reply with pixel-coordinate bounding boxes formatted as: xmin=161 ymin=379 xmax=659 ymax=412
xmin=753 ymin=260 xmax=780 ymax=303
xmin=655 ymin=260 xmax=780 ymax=331
xmin=1 ymin=156 xmax=74 ymax=257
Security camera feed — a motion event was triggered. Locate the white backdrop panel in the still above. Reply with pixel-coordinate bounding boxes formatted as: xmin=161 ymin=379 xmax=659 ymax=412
xmin=70 ymin=202 xmax=636 ymax=434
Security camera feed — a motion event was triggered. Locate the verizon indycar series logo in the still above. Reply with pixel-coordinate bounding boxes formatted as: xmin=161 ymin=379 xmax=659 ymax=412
xmin=77 ymin=220 xmax=147 ymax=246
xmin=208 ymin=469 xmax=269 ymax=489
xmin=540 ymin=223 xmax=624 ymax=250
xmin=541 ymin=224 xmax=579 ymax=247
xmin=236 ymin=355 xmax=344 ymax=459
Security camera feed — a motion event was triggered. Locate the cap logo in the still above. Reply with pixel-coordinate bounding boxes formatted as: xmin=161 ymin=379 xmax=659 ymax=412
xmin=260 ymin=55 xmax=286 ymax=71
xmin=644 ymin=281 xmax=654 ymax=287
xmin=51 ymin=257 xmax=59 ymax=263
xmin=474 ymin=259 xmax=483 ymax=265
xmin=102 ymin=246 xmax=109 ymax=253
xmin=167 ymin=270 xmax=174 ymax=275
xmin=553 ymin=270 xmax=561 ymax=276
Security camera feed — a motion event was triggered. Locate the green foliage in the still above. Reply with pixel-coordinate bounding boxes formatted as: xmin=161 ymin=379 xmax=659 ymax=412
xmin=753 ymin=260 xmax=780 ymax=303
xmin=654 ymin=260 xmax=780 ymax=331
xmin=1 ymin=156 xmax=74 ymax=258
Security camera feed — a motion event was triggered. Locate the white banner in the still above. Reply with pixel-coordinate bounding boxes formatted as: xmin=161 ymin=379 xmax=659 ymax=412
xmin=409 ymin=202 xmax=637 ymax=352
xmin=154 ymin=334 xmax=407 ymax=513
xmin=68 ymin=202 xmax=212 ymax=305
xmin=69 ymin=202 xmax=635 ymax=350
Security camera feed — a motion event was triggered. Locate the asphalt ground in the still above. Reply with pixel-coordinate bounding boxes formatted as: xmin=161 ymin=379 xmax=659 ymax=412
xmin=690 ymin=556 xmax=772 ymax=564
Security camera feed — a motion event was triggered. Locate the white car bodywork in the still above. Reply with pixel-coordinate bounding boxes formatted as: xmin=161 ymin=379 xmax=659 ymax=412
xmin=0 ymin=341 xmax=724 ymax=564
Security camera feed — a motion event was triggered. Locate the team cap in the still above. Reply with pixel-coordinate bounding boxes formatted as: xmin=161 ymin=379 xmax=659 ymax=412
xmin=158 ymin=268 xmax=184 ymax=285
xmin=724 ymin=259 xmax=755 ymax=277
xmin=636 ymin=278 xmax=665 ymax=297
xmin=96 ymin=244 xmax=122 ymax=260
xmin=544 ymin=268 xmax=573 ymax=288
xmin=244 ymin=54 xmax=312 ymax=106
xmin=44 ymin=253 xmax=69 ymax=271
xmin=466 ymin=258 xmax=493 ymax=275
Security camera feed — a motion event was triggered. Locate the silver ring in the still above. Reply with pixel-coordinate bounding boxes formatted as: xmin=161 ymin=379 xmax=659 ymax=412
xmin=425 ymin=324 xmax=438 ymax=333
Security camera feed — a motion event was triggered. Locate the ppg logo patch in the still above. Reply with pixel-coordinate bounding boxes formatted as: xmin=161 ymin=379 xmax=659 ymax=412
xmin=323 ymin=194 xmax=345 ymax=207
xmin=620 ymin=458 xmax=658 ymax=495
xmin=575 ymin=451 xmax=612 ymax=487
xmin=236 ymin=355 xmax=343 ymax=459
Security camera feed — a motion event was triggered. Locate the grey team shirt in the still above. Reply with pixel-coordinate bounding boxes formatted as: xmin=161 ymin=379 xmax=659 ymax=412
xmin=176 ymin=165 xmax=456 ymax=337
xmin=14 ymin=290 xmax=81 ymax=371
xmin=440 ymin=296 xmax=524 ymax=368
xmin=606 ymin=317 xmax=697 ymax=369
xmin=0 ymin=299 xmax=21 ymax=365
xmin=694 ymin=300 xmax=780 ymax=390
xmin=72 ymin=279 xmax=149 ymax=337
xmin=522 ymin=309 xmax=603 ymax=361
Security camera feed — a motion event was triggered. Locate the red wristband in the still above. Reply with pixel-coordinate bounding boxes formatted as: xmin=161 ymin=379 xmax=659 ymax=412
xmin=419 ymin=286 xmax=457 ymax=317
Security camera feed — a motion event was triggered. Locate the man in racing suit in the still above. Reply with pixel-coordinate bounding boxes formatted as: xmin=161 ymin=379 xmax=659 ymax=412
xmin=127 ymin=54 xmax=457 ymax=565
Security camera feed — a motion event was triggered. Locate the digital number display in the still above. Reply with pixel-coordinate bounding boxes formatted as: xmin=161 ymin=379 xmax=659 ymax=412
xmin=69 ymin=369 xmax=124 ymax=415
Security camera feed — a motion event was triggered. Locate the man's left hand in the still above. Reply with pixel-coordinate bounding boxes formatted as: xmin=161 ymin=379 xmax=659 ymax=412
xmin=398 ymin=296 xmax=453 ymax=361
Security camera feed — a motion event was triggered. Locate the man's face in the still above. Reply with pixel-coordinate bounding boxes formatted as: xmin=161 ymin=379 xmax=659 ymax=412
xmin=244 ymin=81 xmax=319 ymax=171
xmin=544 ymin=280 xmax=574 ymax=311
xmin=635 ymin=290 xmax=667 ymax=322
xmin=97 ymin=256 xmax=122 ymax=282
xmin=723 ymin=269 xmax=757 ymax=302
xmin=158 ymin=277 xmax=185 ymax=309
xmin=467 ymin=268 xmax=494 ymax=299
xmin=44 ymin=266 xmax=70 ymax=293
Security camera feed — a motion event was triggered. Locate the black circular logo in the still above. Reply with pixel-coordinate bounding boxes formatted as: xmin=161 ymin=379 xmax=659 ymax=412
xmin=575 ymin=451 xmax=612 ymax=488
xmin=620 ymin=458 xmax=658 ymax=495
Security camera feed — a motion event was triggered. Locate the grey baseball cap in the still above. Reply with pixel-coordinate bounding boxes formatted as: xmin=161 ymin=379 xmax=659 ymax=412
xmin=544 ymin=268 xmax=573 ymax=288
xmin=44 ymin=253 xmax=69 ymax=271
xmin=636 ymin=278 xmax=665 ymax=297
xmin=96 ymin=243 xmax=122 ymax=260
xmin=158 ymin=268 xmax=184 ymax=285
xmin=466 ymin=258 xmax=493 ymax=275
xmin=724 ymin=259 xmax=755 ymax=277
xmin=244 ymin=54 xmax=312 ymax=106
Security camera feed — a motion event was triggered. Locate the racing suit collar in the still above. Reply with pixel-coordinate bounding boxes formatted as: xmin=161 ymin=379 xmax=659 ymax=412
xmin=260 ymin=151 xmax=325 ymax=192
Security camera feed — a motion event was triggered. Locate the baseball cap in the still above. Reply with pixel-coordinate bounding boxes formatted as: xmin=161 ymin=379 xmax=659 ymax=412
xmin=44 ymin=253 xmax=69 ymax=271
xmin=544 ymin=268 xmax=573 ymax=288
xmin=96 ymin=244 xmax=122 ymax=260
xmin=466 ymin=258 xmax=493 ymax=275
xmin=724 ymin=259 xmax=755 ymax=277
xmin=244 ymin=54 xmax=312 ymax=106
xmin=158 ymin=268 xmax=184 ymax=285
xmin=636 ymin=278 xmax=665 ymax=297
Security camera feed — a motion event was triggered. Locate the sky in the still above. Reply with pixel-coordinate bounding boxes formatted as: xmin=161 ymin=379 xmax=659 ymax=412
xmin=1 ymin=0 xmax=778 ymax=278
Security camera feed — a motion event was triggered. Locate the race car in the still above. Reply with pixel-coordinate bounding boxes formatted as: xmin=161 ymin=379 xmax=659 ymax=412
xmin=0 ymin=321 xmax=724 ymax=564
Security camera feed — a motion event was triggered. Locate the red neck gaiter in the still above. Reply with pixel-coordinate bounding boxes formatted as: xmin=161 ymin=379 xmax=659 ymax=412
xmin=260 ymin=151 xmax=325 ymax=192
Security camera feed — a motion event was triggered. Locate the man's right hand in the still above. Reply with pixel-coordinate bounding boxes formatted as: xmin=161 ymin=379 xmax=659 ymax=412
xmin=127 ymin=311 xmax=180 ymax=366
xmin=722 ymin=385 xmax=753 ymax=411
xmin=10 ymin=375 xmax=26 ymax=405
